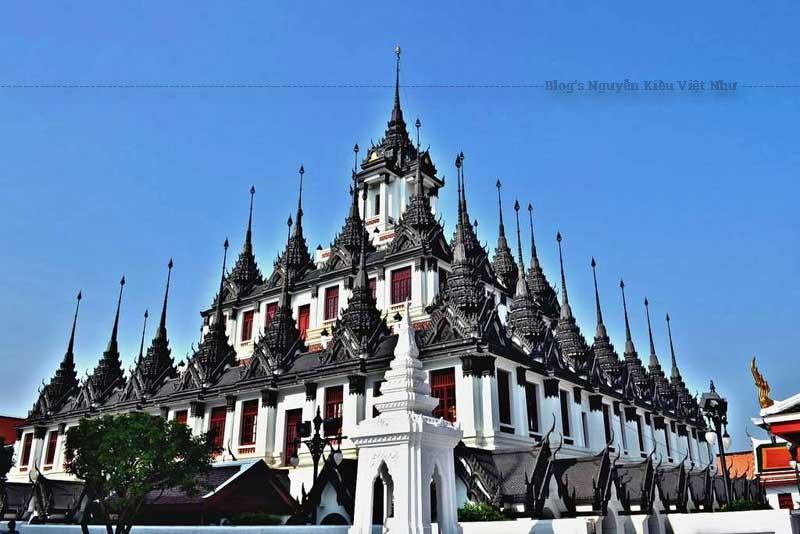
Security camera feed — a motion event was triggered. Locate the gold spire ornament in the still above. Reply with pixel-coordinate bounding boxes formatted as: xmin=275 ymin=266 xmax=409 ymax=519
xmin=751 ymin=356 xmax=774 ymax=408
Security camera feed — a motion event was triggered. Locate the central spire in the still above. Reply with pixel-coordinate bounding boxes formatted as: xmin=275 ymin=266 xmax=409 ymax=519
xmin=554 ymin=233 xmax=589 ymax=369
xmin=138 ymin=259 xmax=176 ymax=384
xmin=492 ymin=180 xmax=518 ymax=290
xmin=620 ymin=279 xmax=647 ymax=388
xmin=282 ymin=165 xmax=314 ymax=281
xmin=508 ymin=200 xmax=542 ymax=343
xmin=525 ymin=203 xmax=559 ymax=317
xmin=589 ymin=259 xmax=620 ymax=377
xmin=644 ymin=297 xmax=659 ymax=368
xmin=90 ymin=276 xmax=126 ymax=394
xmin=228 ymin=186 xmax=263 ymax=292
xmin=339 ymin=187 xmax=384 ymax=340
xmin=392 ymin=44 xmax=402 ymax=123
xmin=557 ymin=232 xmax=571 ymax=319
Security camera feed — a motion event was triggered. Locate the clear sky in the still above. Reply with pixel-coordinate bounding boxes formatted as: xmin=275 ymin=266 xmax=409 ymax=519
xmin=1 ymin=1 xmax=798 ymax=451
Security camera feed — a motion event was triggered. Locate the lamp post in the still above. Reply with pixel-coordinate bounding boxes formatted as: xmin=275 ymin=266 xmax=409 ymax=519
xmin=700 ymin=380 xmax=732 ymax=508
xmin=289 ymin=405 xmax=345 ymax=481
xmin=289 ymin=406 xmax=345 ymax=524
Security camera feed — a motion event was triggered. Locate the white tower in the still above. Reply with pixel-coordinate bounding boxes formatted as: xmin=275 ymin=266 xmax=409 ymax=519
xmin=348 ymin=303 xmax=463 ymax=534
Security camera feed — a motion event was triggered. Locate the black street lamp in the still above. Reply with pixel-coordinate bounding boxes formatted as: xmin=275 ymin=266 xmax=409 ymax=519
xmin=700 ymin=380 xmax=732 ymax=508
xmin=290 ymin=405 xmax=345 ymax=482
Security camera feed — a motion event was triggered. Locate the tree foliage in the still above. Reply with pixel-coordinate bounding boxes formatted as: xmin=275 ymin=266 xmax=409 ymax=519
xmin=456 ymin=502 xmax=511 ymax=522
xmin=64 ymin=412 xmax=216 ymax=534
xmin=0 ymin=437 xmax=14 ymax=480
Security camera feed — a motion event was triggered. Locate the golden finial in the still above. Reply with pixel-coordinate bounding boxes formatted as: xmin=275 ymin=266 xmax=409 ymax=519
xmin=395 ymin=44 xmax=401 ymax=57
xmin=751 ymin=356 xmax=774 ymax=409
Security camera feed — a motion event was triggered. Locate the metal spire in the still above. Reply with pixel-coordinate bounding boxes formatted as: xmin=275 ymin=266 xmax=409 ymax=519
xmin=353 ymin=144 xmax=359 ymax=172
xmin=620 ymin=279 xmax=635 ymax=354
xmin=528 ymin=203 xmax=540 ymax=268
xmin=644 ymin=297 xmax=658 ymax=366
xmin=455 ymin=154 xmax=463 ymax=224
xmin=415 ymin=119 xmax=424 ymax=197
xmin=107 ymin=275 xmax=126 ymax=353
xmin=294 ymin=166 xmax=305 ymax=236
xmin=392 ymin=44 xmax=402 ymax=121
xmin=556 ymin=232 xmax=571 ymax=319
xmin=591 ymin=258 xmax=607 ymax=337
xmin=244 ymin=186 xmax=255 ymax=252
xmin=279 ymin=217 xmax=292 ymax=307
xmin=666 ymin=313 xmax=681 ymax=379
xmin=156 ymin=259 xmax=173 ymax=339
xmin=66 ymin=291 xmax=82 ymax=359
xmin=137 ymin=309 xmax=149 ymax=363
xmin=514 ymin=200 xmax=525 ymax=270
xmin=459 ymin=152 xmax=468 ymax=226
xmin=496 ymin=180 xmax=506 ymax=237
xmin=214 ymin=239 xmax=229 ymax=327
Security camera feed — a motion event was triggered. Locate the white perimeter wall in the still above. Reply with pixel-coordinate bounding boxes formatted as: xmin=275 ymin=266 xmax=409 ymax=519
xmin=9 ymin=511 xmax=797 ymax=534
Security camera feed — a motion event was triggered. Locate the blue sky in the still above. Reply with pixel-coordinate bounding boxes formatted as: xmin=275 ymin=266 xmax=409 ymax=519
xmin=1 ymin=1 xmax=798 ymax=450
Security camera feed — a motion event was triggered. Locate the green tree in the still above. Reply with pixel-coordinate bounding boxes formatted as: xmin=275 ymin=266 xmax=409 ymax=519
xmin=0 ymin=437 xmax=14 ymax=481
xmin=64 ymin=412 xmax=216 ymax=534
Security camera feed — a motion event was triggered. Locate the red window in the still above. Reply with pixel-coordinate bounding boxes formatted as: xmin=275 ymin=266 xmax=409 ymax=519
xmin=297 ymin=304 xmax=310 ymax=340
xmin=325 ymin=386 xmax=344 ymax=436
xmin=241 ymin=310 xmax=255 ymax=342
xmin=174 ymin=410 xmax=188 ymax=426
xmin=284 ymin=409 xmax=302 ymax=466
xmin=209 ymin=407 xmax=227 ymax=450
xmin=391 ymin=267 xmax=412 ymax=304
xmin=778 ymin=493 xmax=794 ymax=510
xmin=44 ymin=431 xmax=59 ymax=466
xmin=240 ymin=400 xmax=259 ymax=446
xmin=431 ymin=368 xmax=457 ymax=422
xmin=265 ymin=302 xmax=278 ymax=327
xmin=324 ymin=286 xmax=339 ymax=321
xmin=368 ymin=278 xmax=377 ymax=300
xmin=20 ymin=433 xmax=33 ymax=468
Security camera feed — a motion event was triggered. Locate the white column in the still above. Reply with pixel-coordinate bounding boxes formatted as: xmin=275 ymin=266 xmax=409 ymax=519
xmin=455 ymin=367 xmax=478 ymax=438
xmin=303 ymin=383 xmax=317 ymax=422
xmin=223 ymin=396 xmax=237 ymax=459
xmin=541 ymin=379 xmax=562 ymax=439
xmin=257 ymin=389 xmax=278 ymax=462
xmin=513 ymin=369 xmax=529 ymax=438
xmin=32 ymin=427 xmax=46 ymax=471
xmin=587 ymin=395 xmax=606 ymax=453
xmin=481 ymin=373 xmax=498 ymax=437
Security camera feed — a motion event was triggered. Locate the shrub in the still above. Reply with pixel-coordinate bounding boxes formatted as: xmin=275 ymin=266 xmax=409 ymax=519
xmin=230 ymin=512 xmax=284 ymax=525
xmin=722 ymin=499 xmax=772 ymax=511
xmin=457 ymin=502 xmax=511 ymax=522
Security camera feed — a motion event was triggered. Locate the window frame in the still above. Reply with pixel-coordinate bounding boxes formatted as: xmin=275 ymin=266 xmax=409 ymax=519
xmin=390 ymin=266 xmax=412 ymax=305
xmin=174 ymin=410 xmax=188 ymax=426
xmin=525 ymin=382 xmax=539 ymax=436
xmin=325 ymin=385 xmax=344 ymax=437
xmin=44 ymin=430 xmax=59 ymax=467
xmin=430 ymin=368 xmax=457 ymax=423
xmin=241 ymin=310 xmax=255 ymax=342
xmin=265 ymin=302 xmax=278 ymax=327
xmin=20 ymin=433 xmax=33 ymax=469
xmin=559 ymin=390 xmax=572 ymax=438
xmin=297 ymin=304 xmax=311 ymax=340
xmin=324 ymin=286 xmax=339 ymax=321
xmin=209 ymin=406 xmax=227 ymax=450
xmin=284 ymin=408 xmax=303 ymax=466
xmin=497 ymin=369 xmax=513 ymax=432
xmin=239 ymin=399 xmax=259 ymax=446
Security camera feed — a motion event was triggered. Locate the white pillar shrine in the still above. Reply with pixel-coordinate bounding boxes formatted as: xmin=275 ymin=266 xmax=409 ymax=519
xmin=348 ymin=304 xmax=463 ymax=534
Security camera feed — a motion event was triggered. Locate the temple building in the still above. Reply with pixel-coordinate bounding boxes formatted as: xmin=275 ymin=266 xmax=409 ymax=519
xmin=6 ymin=49 xmax=728 ymax=526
